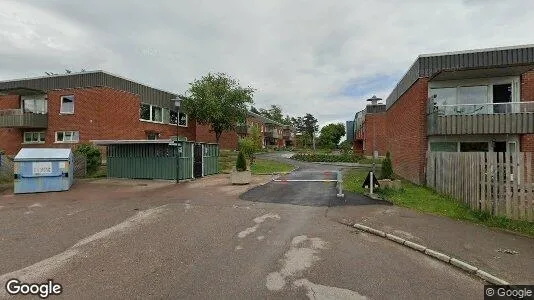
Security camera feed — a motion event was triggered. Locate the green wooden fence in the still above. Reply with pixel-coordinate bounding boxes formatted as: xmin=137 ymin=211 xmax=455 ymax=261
xmin=106 ymin=141 xmax=218 ymax=180
xmin=203 ymin=143 xmax=219 ymax=176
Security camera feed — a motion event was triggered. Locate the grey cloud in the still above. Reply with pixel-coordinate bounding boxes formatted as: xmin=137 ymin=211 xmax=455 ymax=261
xmin=2 ymin=0 xmax=534 ymax=125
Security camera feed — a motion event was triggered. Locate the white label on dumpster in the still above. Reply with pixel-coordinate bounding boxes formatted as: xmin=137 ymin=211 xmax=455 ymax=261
xmin=32 ymin=162 xmax=52 ymax=175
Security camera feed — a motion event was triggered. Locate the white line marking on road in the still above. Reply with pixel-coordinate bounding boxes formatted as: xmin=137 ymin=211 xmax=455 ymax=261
xmin=0 ymin=204 xmax=169 ymax=297
xmin=235 ymin=245 xmax=244 ymax=251
xmin=28 ymin=203 xmax=43 ymax=208
xmin=257 ymin=236 xmax=265 ymax=241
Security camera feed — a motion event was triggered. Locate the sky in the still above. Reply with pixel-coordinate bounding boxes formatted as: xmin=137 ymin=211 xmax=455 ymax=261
xmin=1 ymin=0 xmax=533 ymax=128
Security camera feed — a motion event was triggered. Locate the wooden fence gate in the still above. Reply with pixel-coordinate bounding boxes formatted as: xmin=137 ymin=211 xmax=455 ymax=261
xmin=426 ymin=152 xmax=534 ymax=222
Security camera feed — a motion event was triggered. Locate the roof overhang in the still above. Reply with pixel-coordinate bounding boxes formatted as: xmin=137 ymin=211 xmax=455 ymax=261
xmin=429 ymin=64 xmax=534 ymax=82
xmin=0 ymin=87 xmax=46 ymax=96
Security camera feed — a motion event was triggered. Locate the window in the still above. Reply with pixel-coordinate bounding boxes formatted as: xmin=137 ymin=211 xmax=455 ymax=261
xmin=147 ymin=132 xmax=159 ymax=140
xmin=140 ymin=104 xmax=151 ymax=120
xmin=430 ymin=88 xmax=456 ymax=115
xmin=460 ymin=142 xmax=488 ymax=152
xmin=60 ymin=95 xmax=75 ymax=114
xmin=458 ymin=86 xmax=489 ymax=114
xmin=55 ymin=131 xmax=79 ymax=143
xmin=170 ymin=110 xmax=188 ymax=127
xmin=23 ymin=132 xmax=45 ymax=144
xmin=140 ymin=103 xmax=164 ymax=123
xmin=22 ymin=96 xmax=47 ymax=114
xmin=151 ymin=106 xmax=162 ymax=122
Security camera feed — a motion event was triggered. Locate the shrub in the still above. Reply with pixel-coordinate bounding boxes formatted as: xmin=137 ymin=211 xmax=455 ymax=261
xmin=74 ymin=144 xmax=101 ymax=174
xmin=239 ymin=137 xmax=259 ymax=165
xmin=235 ymin=151 xmax=247 ymax=171
xmin=381 ymin=152 xmax=393 ymax=179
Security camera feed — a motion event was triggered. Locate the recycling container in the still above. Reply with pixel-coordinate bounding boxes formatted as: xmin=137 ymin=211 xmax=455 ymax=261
xmin=14 ymin=148 xmax=74 ymax=194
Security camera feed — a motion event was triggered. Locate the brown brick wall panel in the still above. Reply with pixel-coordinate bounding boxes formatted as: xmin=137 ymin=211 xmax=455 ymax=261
xmin=386 ymin=78 xmax=429 ymax=184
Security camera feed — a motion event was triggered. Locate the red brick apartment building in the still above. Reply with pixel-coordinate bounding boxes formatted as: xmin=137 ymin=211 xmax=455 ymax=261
xmin=0 ymin=71 xmax=294 ymax=155
xmin=348 ymin=44 xmax=534 ymax=184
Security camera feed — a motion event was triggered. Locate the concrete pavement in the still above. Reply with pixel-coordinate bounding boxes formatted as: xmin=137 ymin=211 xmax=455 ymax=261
xmin=0 ymin=174 xmax=484 ymax=299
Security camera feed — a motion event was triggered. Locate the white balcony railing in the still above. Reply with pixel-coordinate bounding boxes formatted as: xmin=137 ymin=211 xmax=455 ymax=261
xmin=430 ymin=102 xmax=534 ymax=116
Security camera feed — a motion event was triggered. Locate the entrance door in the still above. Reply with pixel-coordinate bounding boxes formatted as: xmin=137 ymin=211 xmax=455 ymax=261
xmin=194 ymin=144 xmax=203 ymax=178
xmin=493 ymin=84 xmax=512 ymax=113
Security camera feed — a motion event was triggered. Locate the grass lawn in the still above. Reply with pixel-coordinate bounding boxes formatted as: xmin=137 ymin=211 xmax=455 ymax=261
xmin=344 ymin=169 xmax=534 ymax=237
xmin=251 ymin=159 xmax=295 ymax=175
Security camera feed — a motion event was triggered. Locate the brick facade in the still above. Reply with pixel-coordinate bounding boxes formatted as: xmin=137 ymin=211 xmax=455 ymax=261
xmin=362 ymin=112 xmax=387 ymax=157
xmin=385 ymin=78 xmax=429 ymax=184
xmin=0 ymin=87 xmax=195 ymax=155
xmin=195 ymin=124 xmax=238 ymax=150
xmin=520 ymin=70 xmax=534 ymax=152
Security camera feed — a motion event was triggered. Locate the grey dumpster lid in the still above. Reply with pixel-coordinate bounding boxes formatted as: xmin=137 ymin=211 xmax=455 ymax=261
xmin=14 ymin=148 xmax=72 ymax=161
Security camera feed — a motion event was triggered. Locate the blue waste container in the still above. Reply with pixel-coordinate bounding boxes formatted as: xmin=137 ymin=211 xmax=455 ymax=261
xmin=14 ymin=148 xmax=74 ymax=194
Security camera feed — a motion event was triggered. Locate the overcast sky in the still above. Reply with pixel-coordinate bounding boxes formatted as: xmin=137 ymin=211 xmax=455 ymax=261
xmin=1 ymin=0 xmax=533 ymax=128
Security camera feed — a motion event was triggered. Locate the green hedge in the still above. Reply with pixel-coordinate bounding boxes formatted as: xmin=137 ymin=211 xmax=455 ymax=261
xmin=292 ymin=153 xmax=362 ymax=163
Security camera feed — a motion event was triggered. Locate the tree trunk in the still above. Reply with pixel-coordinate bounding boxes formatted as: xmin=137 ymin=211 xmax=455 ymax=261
xmin=215 ymin=131 xmax=222 ymax=144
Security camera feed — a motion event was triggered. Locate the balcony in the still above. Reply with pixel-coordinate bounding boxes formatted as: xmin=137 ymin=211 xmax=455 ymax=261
xmin=265 ymin=130 xmax=281 ymax=139
xmin=283 ymin=131 xmax=294 ymax=141
xmin=0 ymin=109 xmax=48 ymax=128
xmin=427 ymin=102 xmax=534 ymax=135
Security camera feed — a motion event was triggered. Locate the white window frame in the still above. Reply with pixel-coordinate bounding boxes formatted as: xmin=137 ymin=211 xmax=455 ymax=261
xmin=139 ymin=103 xmax=165 ymax=124
xmin=23 ymin=131 xmax=46 ymax=144
xmin=178 ymin=111 xmax=188 ymax=127
xmin=60 ymin=95 xmax=75 ymax=114
xmin=55 ymin=131 xmax=79 ymax=143
xmin=140 ymin=103 xmax=151 ymax=121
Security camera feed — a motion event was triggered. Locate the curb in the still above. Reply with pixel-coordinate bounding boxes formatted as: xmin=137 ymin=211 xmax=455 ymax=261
xmin=350 ymin=222 xmax=510 ymax=285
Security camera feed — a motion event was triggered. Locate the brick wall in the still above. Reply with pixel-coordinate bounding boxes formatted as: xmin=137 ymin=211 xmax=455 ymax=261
xmin=195 ymin=124 xmax=238 ymax=150
xmin=0 ymin=87 xmax=196 ymax=155
xmin=353 ymin=140 xmax=363 ymax=154
xmin=520 ymin=70 xmax=534 ymax=152
xmin=0 ymin=95 xmax=22 ymax=154
xmin=385 ymin=78 xmax=429 ymax=184
xmin=363 ymin=112 xmax=387 ymax=157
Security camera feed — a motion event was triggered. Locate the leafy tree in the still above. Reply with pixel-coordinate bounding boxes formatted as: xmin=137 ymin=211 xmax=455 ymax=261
xmin=235 ymin=151 xmax=247 ymax=171
xmin=339 ymin=139 xmax=352 ymax=154
xmin=259 ymin=105 xmax=284 ymax=124
xmin=283 ymin=115 xmax=292 ymax=125
xmin=381 ymin=152 xmax=394 ymax=179
xmin=180 ymin=73 xmax=254 ymax=143
xmin=318 ymin=123 xmax=345 ymax=149
xmin=303 ymin=113 xmax=318 ymax=146
xmin=250 ymin=106 xmax=260 ymax=114
xmin=238 ymin=126 xmax=262 ymax=165
xmin=74 ymin=144 xmax=101 ymax=174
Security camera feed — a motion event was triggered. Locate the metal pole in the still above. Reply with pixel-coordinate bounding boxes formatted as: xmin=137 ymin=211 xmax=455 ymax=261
xmin=176 ymin=108 xmax=180 ymax=184
xmin=372 ymin=117 xmax=376 ymax=173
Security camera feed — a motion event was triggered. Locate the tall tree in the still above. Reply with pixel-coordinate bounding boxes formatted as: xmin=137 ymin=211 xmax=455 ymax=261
xmin=303 ymin=113 xmax=319 ymax=138
xmin=318 ymin=123 xmax=346 ymax=149
xmin=259 ymin=105 xmax=284 ymax=124
xmin=250 ymin=106 xmax=260 ymax=114
xmin=180 ymin=73 xmax=255 ymax=143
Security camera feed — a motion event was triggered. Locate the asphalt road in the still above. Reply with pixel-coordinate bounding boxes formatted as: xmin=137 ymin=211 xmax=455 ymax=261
xmin=0 ymin=154 xmax=484 ymax=299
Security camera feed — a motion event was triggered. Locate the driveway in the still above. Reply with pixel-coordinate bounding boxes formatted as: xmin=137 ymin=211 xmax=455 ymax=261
xmin=241 ymin=152 xmax=389 ymax=207
xmin=0 ymin=171 xmax=484 ymax=299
